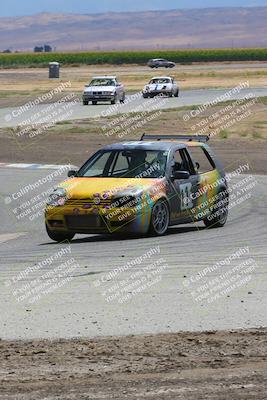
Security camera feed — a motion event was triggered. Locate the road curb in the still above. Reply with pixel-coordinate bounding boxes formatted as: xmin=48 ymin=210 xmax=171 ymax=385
xmin=0 ymin=163 xmax=76 ymax=170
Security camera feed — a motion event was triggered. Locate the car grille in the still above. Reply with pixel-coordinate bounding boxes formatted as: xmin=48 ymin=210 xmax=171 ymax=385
xmin=65 ymin=199 xmax=111 ymax=208
xmin=65 ymin=215 xmax=105 ymax=229
xmin=93 ymin=91 xmax=102 ymax=95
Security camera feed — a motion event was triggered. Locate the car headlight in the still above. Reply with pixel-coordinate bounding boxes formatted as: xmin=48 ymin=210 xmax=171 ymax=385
xmin=47 ymin=188 xmax=67 ymax=207
xmin=112 ymin=195 xmax=141 ymax=208
xmin=112 ymin=191 xmax=143 ymax=207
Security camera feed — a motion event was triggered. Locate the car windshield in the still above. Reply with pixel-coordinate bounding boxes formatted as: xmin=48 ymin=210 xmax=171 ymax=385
xmin=149 ymin=78 xmax=170 ymax=84
xmin=89 ymin=78 xmax=116 ymax=87
xmin=79 ymin=150 xmax=168 ymax=178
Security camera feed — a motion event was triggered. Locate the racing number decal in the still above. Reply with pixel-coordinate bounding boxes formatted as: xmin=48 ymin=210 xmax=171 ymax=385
xmin=180 ymin=183 xmax=193 ymax=211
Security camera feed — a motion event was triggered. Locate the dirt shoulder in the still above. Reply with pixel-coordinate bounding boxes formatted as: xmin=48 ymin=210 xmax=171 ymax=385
xmin=1 ymin=329 xmax=267 ymax=399
xmin=1 ymin=110 xmax=267 ymax=174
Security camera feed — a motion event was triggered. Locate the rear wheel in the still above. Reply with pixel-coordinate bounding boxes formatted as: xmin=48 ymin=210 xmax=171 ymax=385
xmin=46 ymin=224 xmax=75 ymax=243
xmin=174 ymin=90 xmax=179 ymax=97
xmin=204 ymin=190 xmax=229 ymax=228
xmin=83 ymin=100 xmax=88 ymax=105
xmin=149 ymin=199 xmax=170 ymax=236
xmin=168 ymin=91 xmax=173 ymax=97
xmin=120 ymin=93 xmax=125 ymax=103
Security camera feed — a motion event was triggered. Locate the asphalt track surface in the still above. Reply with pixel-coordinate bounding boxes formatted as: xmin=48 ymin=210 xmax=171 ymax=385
xmin=1 ymin=87 xmax=267 ymax=128
xmin=0 ymin=168 xmax=266 ymax=339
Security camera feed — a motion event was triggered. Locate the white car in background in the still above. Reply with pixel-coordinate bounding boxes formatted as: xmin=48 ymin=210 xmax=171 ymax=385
xmin=142 ymin=76 xmax=179 ymax=98
xmin=83 ymin=76 xmax=125 ymax=105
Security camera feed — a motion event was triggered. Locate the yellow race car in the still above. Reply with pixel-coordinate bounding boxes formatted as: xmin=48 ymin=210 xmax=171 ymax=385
xmin=45 ymin=135 xmax=229 ymax=242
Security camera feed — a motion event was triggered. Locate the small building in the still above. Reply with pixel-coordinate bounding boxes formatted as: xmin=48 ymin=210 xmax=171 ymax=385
xmin=34 ymin=46 xmax=44 ymax=53
xmin=44 ymin=45 xmax=52 ymax=53
xmin=49 ymin=62 xmax=60 ymax=78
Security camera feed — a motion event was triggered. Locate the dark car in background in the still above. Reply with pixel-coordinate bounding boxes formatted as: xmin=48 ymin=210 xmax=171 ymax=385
xmin=148 ymin=59 xmax=176 ymax=68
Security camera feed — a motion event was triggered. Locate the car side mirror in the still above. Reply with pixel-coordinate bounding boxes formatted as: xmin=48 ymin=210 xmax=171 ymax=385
xmin=195 ymin=162 xmax=200 ymax=171
xmin=172 ymin=171 xmax=190 ymax=180
xmin=68 ymin=170 xmax=78 ymax=177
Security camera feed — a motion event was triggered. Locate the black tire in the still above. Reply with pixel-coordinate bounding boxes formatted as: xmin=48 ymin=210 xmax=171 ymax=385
xmin=83 ymin=100 xmax=88 ymax=105
xmin=92 ymin=100 xmax=97 ymax=105
xmin=111 ymin=94 xmax=117 ymax=105
xmin=204 ymin=190 xmax=229 ymax=228
xmin=143 ymin=93 xmax=149 ymax=98
xmin=120 ymin=93 xmax=126 ymax=103
xmin=174 ymin=90 xmax=179 ymax=98
xmin=168 ymin=92 xmax=173 ymax=97
xmin=46 ymin=224 xmax=75 ymax=243
xmin=149 ymin=199 xmax=170 ymax=236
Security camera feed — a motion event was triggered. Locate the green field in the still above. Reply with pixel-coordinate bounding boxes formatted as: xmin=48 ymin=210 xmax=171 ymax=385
xmin=1 ymin=48 xmax=267 ymax=67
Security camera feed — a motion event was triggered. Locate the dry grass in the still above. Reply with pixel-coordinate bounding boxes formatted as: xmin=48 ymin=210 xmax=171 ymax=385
xmin=45 ymin=97 xmax=267 ymax=142
xmin=1 ymin=63 xmax=267 ymax=107
xmin=1 ymin=98 xmax=267 ymax=173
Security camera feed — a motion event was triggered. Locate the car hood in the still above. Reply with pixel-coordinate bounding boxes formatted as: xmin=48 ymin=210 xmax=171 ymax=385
xmin=145 ymin=83 xmax=171 ymax=90
xmin=84 ymin=86 xmax=115 ymax=93
xmin=58 ymin=177 xmax=166 ymax=200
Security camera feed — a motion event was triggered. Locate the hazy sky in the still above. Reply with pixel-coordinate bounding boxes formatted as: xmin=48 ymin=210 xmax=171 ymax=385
xmin=1 ymin=0 xmax=267 ymax=17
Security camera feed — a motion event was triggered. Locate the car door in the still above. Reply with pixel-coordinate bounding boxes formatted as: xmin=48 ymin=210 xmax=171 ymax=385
xmin=186 ymin=145 xmax=220 ymax=215
xmin=167 ymin=147 xmax=201 ymax=224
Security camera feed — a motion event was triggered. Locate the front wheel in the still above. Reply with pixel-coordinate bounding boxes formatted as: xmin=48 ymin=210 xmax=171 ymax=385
xmin=92 ymin=100 xmax=97 ymax=105
xmin=174 ymin=90 xmax=179 ymax=98
xmin=83 ymin=100 xmax=88 ymax=105
xmin=204 ymin=190 xmax=229 ymax=228
xmin=149 ymin=199 xmax=170 ymax=236
xmin=46 ymin=224 xmax=75 ymax=243
xmin=111 ymin=94 xmax=117 ymax=105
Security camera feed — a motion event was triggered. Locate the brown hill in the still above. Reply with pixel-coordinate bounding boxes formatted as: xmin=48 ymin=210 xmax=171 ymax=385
xmin=1 ymin=7 xmax=267 ymax=51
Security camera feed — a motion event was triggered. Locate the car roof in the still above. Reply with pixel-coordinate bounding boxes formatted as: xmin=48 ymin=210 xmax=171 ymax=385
xmin=101 ymin=141 xmax=203 ymax=152
xmin=92 ymin=76 xmax=117 ymax=79
xmin=151 ymin=76 xmax=172 ymax=80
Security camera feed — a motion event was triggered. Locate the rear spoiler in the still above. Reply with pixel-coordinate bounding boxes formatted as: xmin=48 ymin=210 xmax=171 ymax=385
xmin=140 ymin=134 xmax=210 ymax=143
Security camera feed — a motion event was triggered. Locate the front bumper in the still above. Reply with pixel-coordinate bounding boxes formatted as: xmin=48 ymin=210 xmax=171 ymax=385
xmin=143 ymin=90 xmax=170 ymax=96
xmin=45 ymin=203 xmax=151 ymax=235
xmin=83 ymin=93 xmax=115 ymax=101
